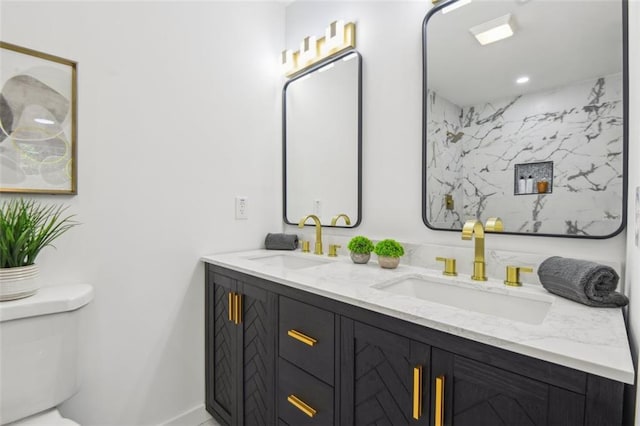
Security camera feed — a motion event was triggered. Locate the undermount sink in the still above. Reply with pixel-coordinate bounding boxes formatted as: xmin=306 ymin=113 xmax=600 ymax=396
xmin=373 ymin=275 xmax=552 ymax=325
xmin=247 ymin=254 xmax=330 ymax=270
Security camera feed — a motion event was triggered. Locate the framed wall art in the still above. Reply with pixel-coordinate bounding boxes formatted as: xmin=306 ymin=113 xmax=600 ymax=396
xmin=0 ymin=41 xmax=77 ymax=194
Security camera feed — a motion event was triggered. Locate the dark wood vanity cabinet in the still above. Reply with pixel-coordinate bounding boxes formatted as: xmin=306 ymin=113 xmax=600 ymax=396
xmin=340 ymin=319 xmax=431 ymax=425
xmin=431 ymin=348 xmax=587 ymax=426
xmin=205 ymin=268 xmax=277 ymax=426
xmin=205 ymin=264 xmax=627 ymax=426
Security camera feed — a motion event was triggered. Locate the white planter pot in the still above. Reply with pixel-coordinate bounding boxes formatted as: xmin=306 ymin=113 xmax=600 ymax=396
xmin=0 ymin=264 xmax=40 ymax=301
xmin=378 ymin=256 xmax=400 ymax=269
xmin=350 ymin=252 xmax=371 ymax=264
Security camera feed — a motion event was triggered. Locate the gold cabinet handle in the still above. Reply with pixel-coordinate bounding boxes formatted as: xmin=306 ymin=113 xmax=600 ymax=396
xmin=412 ymin=365 xmax=423 ymax=420
xmin=234 ymin=293 xmax=242 ymax=325
xmin=228 ymin=292 xmax=234 ymax=322
xmin=287 ymin=394 xmax=317 ymax=418
xmin=435 ymin=375 xmax=445 ymax=426
xmin=287 ymin=329 xmax=317 ymax=346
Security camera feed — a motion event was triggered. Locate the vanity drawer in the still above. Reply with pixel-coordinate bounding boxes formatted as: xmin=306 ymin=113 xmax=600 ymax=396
xmin=279 ymin=296 xmax=335 ymax=384
xmin=278 ymin=358 xmax=334 ymax=426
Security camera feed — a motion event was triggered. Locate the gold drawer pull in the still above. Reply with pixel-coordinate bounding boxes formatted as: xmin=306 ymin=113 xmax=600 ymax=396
xmin=287 ymin=329 xmax=317 ymax=346
xmin=228 ymin=292 xmax=234 ymax=322
xmin=413 ymin=365 xmax=423 ymax=420
xmin=287 ymin=394 xmax=317 ymax=418
xmin=435 ymin=375 xmax=445 ymax=426
xmin=234 ymin=293 xmax=242 ymax=325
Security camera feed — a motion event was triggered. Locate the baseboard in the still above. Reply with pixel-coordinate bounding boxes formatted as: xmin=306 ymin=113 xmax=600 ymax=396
xmin=159 ymin=404 xmax=212 ymax=426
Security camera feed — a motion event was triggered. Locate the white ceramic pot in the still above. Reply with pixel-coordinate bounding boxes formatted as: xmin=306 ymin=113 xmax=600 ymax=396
xmin=350 ymin=252 xmax=371 ymax=264
xmin=0 ymin=264 xmax=40 ymax=301
xmin=378 ymin=256 xmax=400 ymax=269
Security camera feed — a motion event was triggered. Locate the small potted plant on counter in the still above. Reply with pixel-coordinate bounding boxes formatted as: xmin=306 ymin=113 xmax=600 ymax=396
xmin=374 ymin=239 xmax=404 ymax=269
xmin=347 ymin=236 xmax=374 ymax=264
xmin=0 ymin=199 xmax=78 ymax=301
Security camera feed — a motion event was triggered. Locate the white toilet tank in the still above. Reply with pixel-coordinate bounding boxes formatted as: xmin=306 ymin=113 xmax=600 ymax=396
xmin=0 ymin=284 xmax=93 ymax=425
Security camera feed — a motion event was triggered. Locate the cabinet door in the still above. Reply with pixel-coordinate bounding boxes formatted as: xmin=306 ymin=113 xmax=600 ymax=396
xmin=237 ymin=280 xmax=277 ymax=426
xmin=431 ymin=348 xmax=584 ymax=426
xmin=206 ymin=272 xmax=237 ymax=426
xmin=341 ymin=319 xmax=430 ymax=426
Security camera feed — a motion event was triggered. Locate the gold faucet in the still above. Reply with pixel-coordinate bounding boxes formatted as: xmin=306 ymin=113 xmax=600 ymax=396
xmin=299 ymin=214 xmax=323 ymax=255
xmin=330 ymin=213 xmax=351 ymax=226
xmin=461 ymin=217 xmax=503 ymax=281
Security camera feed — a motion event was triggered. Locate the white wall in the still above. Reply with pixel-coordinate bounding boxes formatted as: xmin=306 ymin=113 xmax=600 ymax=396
xmin=284 ymin=1 xmax=625 ymax=267
xmin=625 ymin=0 xmax=640 ymax=422
xmin=1 ymin=2 xmax=284 ymax=425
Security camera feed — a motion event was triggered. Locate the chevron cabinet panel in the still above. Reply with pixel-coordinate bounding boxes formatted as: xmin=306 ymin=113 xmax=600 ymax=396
xmin=341 ymin=320 xmax=430 ymax=426
xmin=206 ymin=272 xmax=236 ymax=426
xmin=205 ymin=268 xmax=276 ymax=426
xmin=431 ymin=348 xmax=585 ymax=426
xmin=241 ymin=286 xmax=276 ymax=426
xmin=213 ymin=281 xmax=235 ymax=414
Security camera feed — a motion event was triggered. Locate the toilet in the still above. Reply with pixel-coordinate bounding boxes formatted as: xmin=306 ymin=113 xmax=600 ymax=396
xmin=0 ymin=284 xmax=93 ymax=426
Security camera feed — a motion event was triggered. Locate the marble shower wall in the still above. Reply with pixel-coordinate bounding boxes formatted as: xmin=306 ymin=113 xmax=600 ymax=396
xmin=425 ymin=89 xmax=464 ymax=228
xmin=426 ymin=74 xmax=624 ymax=236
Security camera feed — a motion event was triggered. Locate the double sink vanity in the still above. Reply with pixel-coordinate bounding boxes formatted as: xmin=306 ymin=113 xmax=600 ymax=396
xmin=205 ymin=0 xmax=633 ymax=424
xmin=202 ymin=243 xmax=633 ymax=426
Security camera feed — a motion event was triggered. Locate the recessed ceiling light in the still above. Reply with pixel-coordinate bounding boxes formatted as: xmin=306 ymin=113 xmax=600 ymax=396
xmin=469 ymin=14 xmax=515 ymax=46
xmin=516 ymin=76 xmax=530 ymax=84
xmin=442 ymin=0 xmax=472 ymax=14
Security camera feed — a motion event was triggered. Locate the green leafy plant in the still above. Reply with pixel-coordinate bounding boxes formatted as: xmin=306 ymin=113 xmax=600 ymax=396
xmin=347 ymin=236 xmax=374 ymax=254
xmin=0 ymin=199 xmax=78 ymax=268
xmin=374 ymin=239 xmax=405 ymax=258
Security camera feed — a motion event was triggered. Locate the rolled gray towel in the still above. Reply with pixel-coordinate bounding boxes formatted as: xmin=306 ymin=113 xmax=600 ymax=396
xmin=264 ymin=233 xmax=299 ymax=250
xmin=538 ymin=256 xmax=628 ymax=307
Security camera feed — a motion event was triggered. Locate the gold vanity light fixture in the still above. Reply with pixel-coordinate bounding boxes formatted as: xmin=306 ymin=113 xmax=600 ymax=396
xmin=470 ymin=13 xmax=515 ymax=46
xmin=281 ymin=49 xmax=296 ymax=75
xmin=298 ymin=35 xmax=318 ymax=67
xmin=281 ymin=20 xmax=356 ymax=78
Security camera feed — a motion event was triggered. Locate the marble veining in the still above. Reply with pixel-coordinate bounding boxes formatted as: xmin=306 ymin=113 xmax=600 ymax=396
xmin=426 ymin=74 xmax=624 ymax=235
xmin=202 ymin=248 xmax=633 ymax=384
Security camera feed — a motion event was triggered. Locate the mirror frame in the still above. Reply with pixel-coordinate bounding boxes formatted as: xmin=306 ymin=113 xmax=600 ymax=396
xmin=282 ymin=50 xmax=363 ymax=228
xmin=421 ymin=0 xmax=629 ymax=239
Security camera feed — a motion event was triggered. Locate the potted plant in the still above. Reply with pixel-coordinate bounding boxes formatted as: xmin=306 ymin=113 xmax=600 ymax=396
xmin=374 ymin=239 xmax=405 ymax=269
xmin=0 ymin=199 xmax=78 ymax=301
xmin=347 ymin=236 xmax=374 ymax=264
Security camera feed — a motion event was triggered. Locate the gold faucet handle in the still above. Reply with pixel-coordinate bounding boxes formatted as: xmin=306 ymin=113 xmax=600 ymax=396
xmin=328 ymin=244 xmax=341 ymax=257
xmin=504 ymin=265 xmax=534 ymax=287
xmin=485 ymin=217 xmax=504 ymax=232
xmin=436 ymin=257 xmax=457 ymax=276
xmin=301 ymin=241 xmax=310 ymax=253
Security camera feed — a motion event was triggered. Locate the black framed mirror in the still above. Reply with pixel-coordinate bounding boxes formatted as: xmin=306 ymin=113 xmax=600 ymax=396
xmin=422 ymin=0 xmax=628 ymax=238
xmin=283 ymin=50 xmax=362 ymax=228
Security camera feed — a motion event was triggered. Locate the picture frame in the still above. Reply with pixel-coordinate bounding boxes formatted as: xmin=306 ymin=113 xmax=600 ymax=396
xmin=0 ymin=41 xmax=77 ymax=194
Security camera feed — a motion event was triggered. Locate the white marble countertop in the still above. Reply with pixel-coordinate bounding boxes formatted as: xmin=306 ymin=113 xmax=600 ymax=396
xmin=201 ymin=249 xmax=634 ymax=384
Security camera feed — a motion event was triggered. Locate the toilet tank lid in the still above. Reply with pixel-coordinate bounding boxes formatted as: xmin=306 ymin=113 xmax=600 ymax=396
xmin=0 ymin=284 xmax=94 ymax=322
